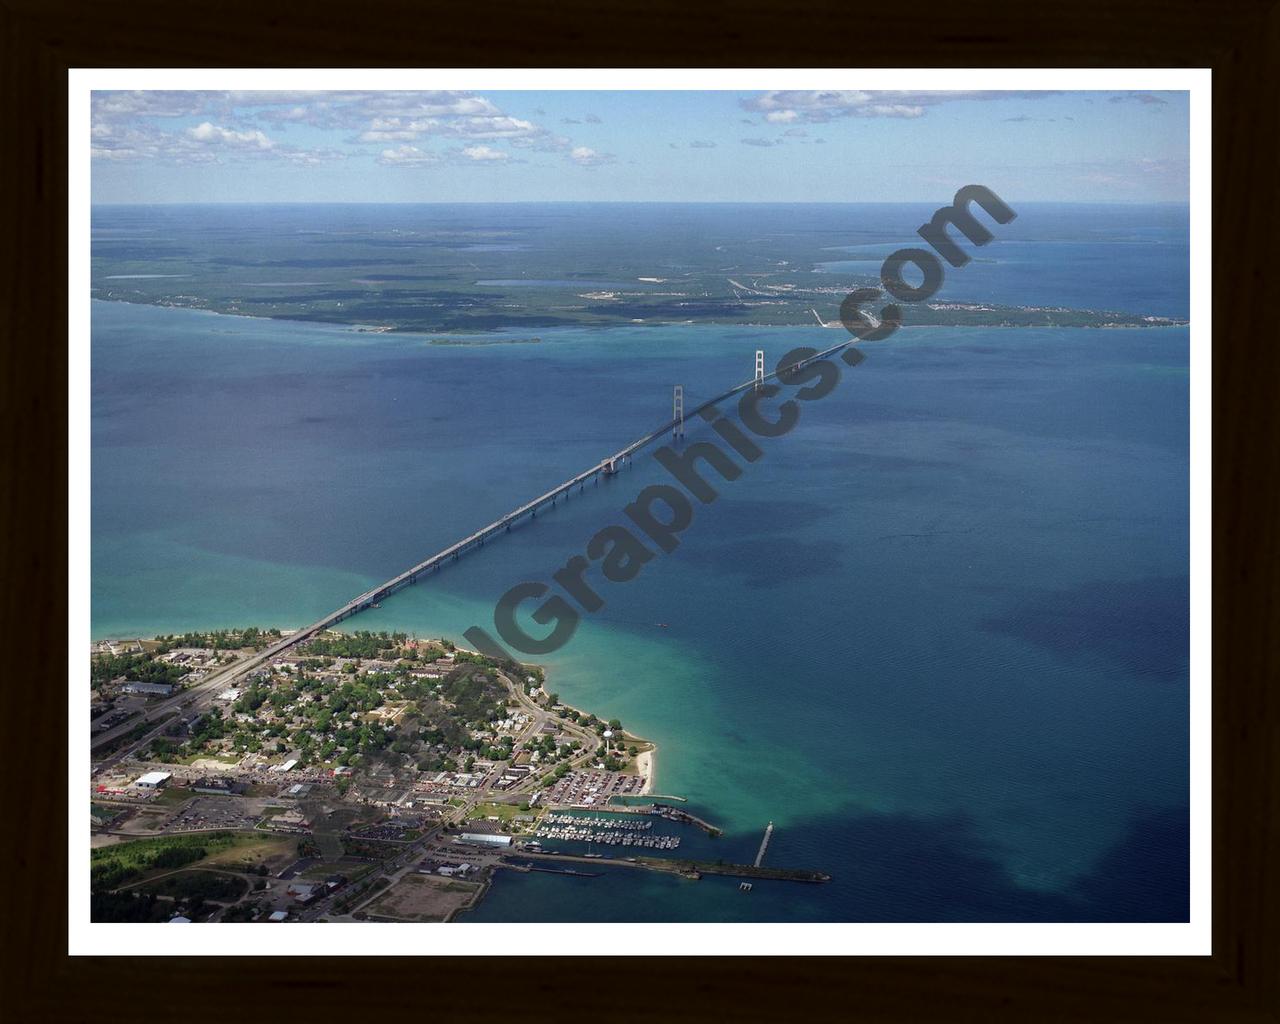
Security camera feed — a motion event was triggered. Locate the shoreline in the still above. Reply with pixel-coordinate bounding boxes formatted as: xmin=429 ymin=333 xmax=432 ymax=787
xmin=636 ymin=750 xmax=654 ymax=795
xmin=543 ymin=694 xmax=657 ymax=792
xmin=89 ymin=295 xmax=1189 ymax=338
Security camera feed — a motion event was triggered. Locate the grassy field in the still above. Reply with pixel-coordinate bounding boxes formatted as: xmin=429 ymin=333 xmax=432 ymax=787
xmin=151 ymin=786 xmax=195 ymax=806
xmin=469 ymin=802 xmax=532 ymax=823
xmin=91 ymin=831 xmax=289 ymax=890
xmin=203 ymin=835 xmax=297 ymax=873
xmin=91 ymin=831 xmax=241 ymax=888
xmin=133 ymin=869 xmax=249 ymax=902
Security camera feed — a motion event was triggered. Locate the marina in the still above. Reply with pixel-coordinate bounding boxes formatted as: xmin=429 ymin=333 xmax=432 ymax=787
xmin=531 ymin=818 xmax=682 ymax=851
xmin=542 ymin=813 xmax=652 ymax=830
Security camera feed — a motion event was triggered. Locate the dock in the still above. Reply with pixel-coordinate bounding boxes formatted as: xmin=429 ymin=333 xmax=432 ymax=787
xmin=754 ymin=821 xmax=774 ymax=868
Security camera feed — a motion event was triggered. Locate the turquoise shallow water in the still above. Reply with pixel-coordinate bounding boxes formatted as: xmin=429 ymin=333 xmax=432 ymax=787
xmin=91 ymin=211 xmax=1190 ymax=922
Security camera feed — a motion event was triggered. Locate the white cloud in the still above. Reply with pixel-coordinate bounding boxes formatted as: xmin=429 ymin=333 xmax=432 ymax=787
xmin=569 ymin=146 xmax=615 ymax=166
xmin=743 ymin=90 xmax=1057 ymax=123
xmin=376 ymin=145 xmax=438 ymax=167
xmin=357 ymin=117 xmax=441 ymax=142
xmin=90 ymin=118 xmax=342 ymax=166
xmin=90 ymin=90 xmax=588 ymax=166
xmin=461 ymin=145 xmax=509 ymax=162
xmin=450 ymin=115 xmax=539 ymax=139
xmin=187 ymin=122 xmax=275 ymax=150
xmin=357 ymin=113 xmax=546 ymax=147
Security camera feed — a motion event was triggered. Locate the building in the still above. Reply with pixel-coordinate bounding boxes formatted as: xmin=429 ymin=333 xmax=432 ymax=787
xmin=458 ymin=833 xmax=512 ymax=847
xmin=287 ymin=882 xmax=320 ymax=904
xmin=192 ymin=777 xmax=241 ymax=796
xmin=267 ymin=809 xmax=310 ymax=831
xmin=268 ymin=911 xmax=289 ymax=922
xmin=135 ymin=771 xmax=171 ymax=789
xmin=121 ymin=681 xmax=174 ymax=697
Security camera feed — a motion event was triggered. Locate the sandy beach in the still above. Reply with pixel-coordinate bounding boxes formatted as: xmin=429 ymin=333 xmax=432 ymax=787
xmin=636 ymin=749 xmax=654 ymax=795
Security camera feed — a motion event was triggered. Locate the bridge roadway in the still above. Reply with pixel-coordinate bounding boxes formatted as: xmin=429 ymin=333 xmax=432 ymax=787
xmin=98 ymin=336 xmax=861 ymax=768
xmin=260 ymin=335 xmax=859 ymax=651
xmin=357 ymin=334 xmax=858 ymax=609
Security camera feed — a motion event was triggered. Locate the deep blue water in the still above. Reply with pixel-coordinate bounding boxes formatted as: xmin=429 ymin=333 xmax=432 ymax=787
xmin=91 ymin=204 xmax=1190 ymax=922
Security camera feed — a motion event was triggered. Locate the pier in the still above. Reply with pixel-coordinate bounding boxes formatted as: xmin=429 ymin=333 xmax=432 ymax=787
xmin=754 ymin=821 xmax=774 ymax=868
xmin=521 ymin=849 xmax=829 ymax=884
xmin=648 ymin=803 xmax=723 ymax=837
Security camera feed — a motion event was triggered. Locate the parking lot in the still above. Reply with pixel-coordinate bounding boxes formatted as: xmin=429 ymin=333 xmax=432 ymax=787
xmin=543 ymin=770 xmax=645 ymax=806
xmin=167 ymin=796 xmax=266 ymax=832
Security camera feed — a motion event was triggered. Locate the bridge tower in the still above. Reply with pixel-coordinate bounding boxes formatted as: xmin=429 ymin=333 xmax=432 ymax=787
xmin=672 ymin=385 xmax=685 ymax=442
xmin=754 ymin=349 xmax=765 ymax=389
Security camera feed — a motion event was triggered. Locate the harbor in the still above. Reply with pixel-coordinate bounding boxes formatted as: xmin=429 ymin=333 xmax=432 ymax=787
xmin=532 ymin=813 xmax=682 ymax=851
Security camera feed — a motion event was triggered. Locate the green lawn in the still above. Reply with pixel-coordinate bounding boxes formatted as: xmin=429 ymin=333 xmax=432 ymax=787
xmin=469 ymin=802 xmax=528 ymax=823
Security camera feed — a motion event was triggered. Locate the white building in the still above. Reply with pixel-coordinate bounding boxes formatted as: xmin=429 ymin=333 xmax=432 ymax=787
xmin=458 ymin=833 xmax=511 ymax=847
xmin=135 ymin=771 xmax=171 ymax=789
xmin=122 ymin=681 xmax=174 ymax=697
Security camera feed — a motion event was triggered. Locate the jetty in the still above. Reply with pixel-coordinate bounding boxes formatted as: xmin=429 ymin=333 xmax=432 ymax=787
xmin=754 ymin=821 xmax=774 ymax=868
xmin=520 ymin=849 xmax=829 ymax=885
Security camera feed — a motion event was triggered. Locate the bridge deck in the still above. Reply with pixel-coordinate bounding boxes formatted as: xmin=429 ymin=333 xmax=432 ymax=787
xmin=264 ymin=337 xmax=858 ymax=656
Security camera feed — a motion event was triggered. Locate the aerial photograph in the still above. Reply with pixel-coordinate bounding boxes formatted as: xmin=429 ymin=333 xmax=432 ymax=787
xmin=85 ymin=84 xmax=1193 ymax=929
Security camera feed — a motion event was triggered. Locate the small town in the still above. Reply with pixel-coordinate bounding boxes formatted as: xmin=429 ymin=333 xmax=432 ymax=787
xmin=89 ymin=627 xmax=686 ymax=923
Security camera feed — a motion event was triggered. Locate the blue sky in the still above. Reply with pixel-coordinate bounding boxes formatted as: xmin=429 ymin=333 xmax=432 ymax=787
xmin=90 ymin=89 xmax=1189 ymax=204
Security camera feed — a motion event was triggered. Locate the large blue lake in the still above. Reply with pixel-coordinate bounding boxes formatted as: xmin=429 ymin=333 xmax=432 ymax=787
xmin=91 ymin=204 xmax=1190 ymax=922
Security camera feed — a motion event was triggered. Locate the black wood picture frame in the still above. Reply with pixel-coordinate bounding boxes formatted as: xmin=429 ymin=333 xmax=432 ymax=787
xmin=3 ymin=1 xmax=1275 ymax=1019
